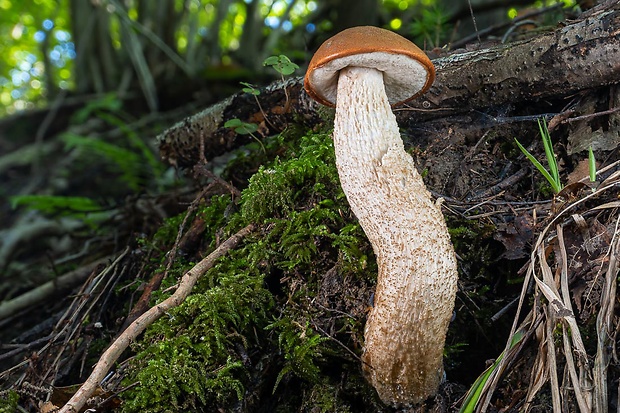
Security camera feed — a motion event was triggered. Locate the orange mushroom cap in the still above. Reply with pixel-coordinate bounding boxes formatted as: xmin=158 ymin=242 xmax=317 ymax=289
xmin=304 ymin=26 xmax=435 ymax=107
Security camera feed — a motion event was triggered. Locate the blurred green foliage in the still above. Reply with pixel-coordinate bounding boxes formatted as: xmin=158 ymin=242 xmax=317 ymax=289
xmin=1 ymin=0 xmax=578 ymax=116
xmin=0 ymin=0 xmax=72 ymax=112
xmin=1 ymin=0 xmax=326 ymax=116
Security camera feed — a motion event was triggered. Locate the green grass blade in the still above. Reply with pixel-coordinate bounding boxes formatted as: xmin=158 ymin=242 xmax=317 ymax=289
xmin=10 ymin=195 xmax=101 ymax=213
xmin=588 ymin=146 xmax=596 ymax=182
xmin=515 ymin=138 xmax=561 ymax=193
xmin=538 ymin=119 xmax=562 ymax=192
xmin=459 ymin=330 xmax=525 ymax=413
xmin=459 ymin=355 xmax=502 ymax=413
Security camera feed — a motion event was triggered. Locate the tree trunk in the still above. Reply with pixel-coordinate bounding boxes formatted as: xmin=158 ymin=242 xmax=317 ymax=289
xmin=332 ymin=0 xmax=379 ymax=33
xmin=70 ymin=0 xmax=119 ymax=94
xmin=236 ymin=0 xmax=265 ymax=71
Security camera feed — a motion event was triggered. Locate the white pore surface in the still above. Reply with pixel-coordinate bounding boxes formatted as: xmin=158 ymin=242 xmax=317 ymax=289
xmin=308 ymin=51 xmax=429 ymax=106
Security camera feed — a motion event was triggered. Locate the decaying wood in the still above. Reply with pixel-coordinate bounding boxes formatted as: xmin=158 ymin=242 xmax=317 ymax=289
xmin=158 ymin=5 xmax=620 ymax=168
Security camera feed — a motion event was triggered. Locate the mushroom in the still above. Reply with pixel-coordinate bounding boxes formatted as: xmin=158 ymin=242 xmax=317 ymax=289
xmin=304 ymin=26 xmax=458 ymax=405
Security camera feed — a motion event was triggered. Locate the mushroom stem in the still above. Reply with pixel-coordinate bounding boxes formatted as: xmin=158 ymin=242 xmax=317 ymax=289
xmin=333 ymin=66 xmax=458 ymax=405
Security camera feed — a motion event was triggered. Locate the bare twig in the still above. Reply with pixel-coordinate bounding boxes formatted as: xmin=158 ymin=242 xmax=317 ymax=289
xmin=470 ymin=168 xmax=529 ymax=200
xmin=562 ymin=107 xmax=620 ymax=124
xmin=58 ymin=224 xmax=255 ymax=413
xmin=466 ymin=0 xmax=481 ymax=45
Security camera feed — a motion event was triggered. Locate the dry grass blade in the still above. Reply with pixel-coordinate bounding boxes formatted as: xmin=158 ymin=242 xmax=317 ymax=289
xmin=524 ymin=316 xmax=549 ymax=411
xmin=0 ymin=255 xmax=113 ymax=322
xmin=594 ymin=216 xmax=620 ymax=413
xmin=591 ymin=201 xmax=620 ymax=211
xmin=534 ymin=244 xmax=591 ymax=412
xmin=562 ymin=322 xmax=591 ymax=413
xmin=535 ymin=241 xmax=588 ymax=364
xmin=546 ymin=307 xmax=561 ymax=413
xmin=459 ymin=321 xmax=531 ymax=413
xmin=472 ymin=167 xmax=620 ymax=412
xmin=475 ymin=251 xmax=539 ymax=412
xmin=43 ymin=249 xmax=129 ymax=384
xmin=558 ymin=225 xmax=593 ymax=413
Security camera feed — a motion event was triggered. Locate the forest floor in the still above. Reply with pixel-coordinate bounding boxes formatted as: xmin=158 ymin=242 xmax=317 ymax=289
xmin=1 ymin=7 xmax=619 ymax=413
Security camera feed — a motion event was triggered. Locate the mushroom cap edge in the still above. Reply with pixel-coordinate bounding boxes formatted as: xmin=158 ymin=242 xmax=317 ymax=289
xmin=304 ymin=26 xmax=436 ymax=107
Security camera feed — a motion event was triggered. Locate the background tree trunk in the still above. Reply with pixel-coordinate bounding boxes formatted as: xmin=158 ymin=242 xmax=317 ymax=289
xmin=70 ymin=0 xmax=119 ymax=94
xmin=332 ymin=0 xmax=379 ymax=33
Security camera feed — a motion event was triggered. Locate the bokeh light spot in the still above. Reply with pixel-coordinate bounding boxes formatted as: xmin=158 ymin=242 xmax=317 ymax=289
xmin=390 ymin=18 xmax=402 ymax=30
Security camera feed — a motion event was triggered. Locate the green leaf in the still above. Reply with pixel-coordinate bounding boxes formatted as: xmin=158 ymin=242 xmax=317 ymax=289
xmin=538 ymin=119 xmax=561 ymax=191
xmin=263 ymin=56 xmax=279 ymax=66
xmin=224 ymin=119 xmax=258 ymax=135
xmin=515 ymin=131 xmax=562 ymax=195
xmin=72 ymin=93 xmax=123 ymax=124
xmin=10 ymin=195 xmax=101 ymax=213
xmin=240 ymin=82 xmax=260 ymax=96
xmin=263 ymin=55 xmax=299 ymax=76
xmin=60 ymin=133 xmax=145 ymax=191
xmin=588 ymin=146 xmax=596 ymax=182
xmin=459 ymin=330 xmax=525 ymax=413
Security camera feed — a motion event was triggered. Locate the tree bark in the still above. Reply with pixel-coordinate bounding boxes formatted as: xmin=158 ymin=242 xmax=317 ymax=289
xmin=331 ymin=0 xmax=379 ymax=33
xmin=158 ymin=5 xmax=620 ymax=168
xmin=70 ymin=0 xmax=119 ymax=94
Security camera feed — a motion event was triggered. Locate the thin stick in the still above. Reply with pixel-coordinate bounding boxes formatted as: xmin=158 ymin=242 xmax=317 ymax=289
xmin=562 ymin=107 xmax=620 ymax=124
xmin=58 ymin=224 xmax=255 ymax=413
xmin=467 ymin=0 xmax=481 ymax=45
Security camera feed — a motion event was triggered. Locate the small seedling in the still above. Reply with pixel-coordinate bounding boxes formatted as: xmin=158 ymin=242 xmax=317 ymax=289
xmin=240 ymin=82 xmax=260 ymax=96
xmin=264 ymin=55 xmax=299 ymax=111
xmin=588 ymin=146 xmax=596 ymax=183
xmin=224 ymin=118 xmax=265 ymax=153
xmin=224 ymin=119 xmax=258 ymax=135
xmin=263 ymin=55 xmax=299 ymax=76
xmin=239 ymin=81 xmax=278 ymax=130
xmin=227 ymin=55 xmax=299 ymax=146
xmin=515 ymin=118 xmax=563 ymax=194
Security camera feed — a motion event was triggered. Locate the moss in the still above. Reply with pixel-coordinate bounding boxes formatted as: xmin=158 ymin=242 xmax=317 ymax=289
xmin=269 ymin=318 xmax=329 ymax=391
xmin=301 ymin=382 xmax=354 ymax=413
xmin=0 ymin=390 xmax=19 ymax=413
xmin=447 ymin=218 xmax=498 ymax=281
xmin=121 ymin=132 xmax=375 ymax=411
xmin=239 ymin=132 xmax=342 ymax=222
xmin=122 ymin=255 xmax=273 ymax=412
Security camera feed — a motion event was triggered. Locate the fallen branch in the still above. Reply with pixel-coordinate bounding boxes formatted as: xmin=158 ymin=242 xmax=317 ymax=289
xmin=158 ymin=4 xmax=620 ymax=168
xmin=58 ymin=224 xmax=255 ymax=413
xmin=0 ymin=255 xmax=114 ymax=322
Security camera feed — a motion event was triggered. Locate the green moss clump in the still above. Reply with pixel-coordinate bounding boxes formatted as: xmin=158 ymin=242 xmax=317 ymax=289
xmin=239 ymin=132 xmax=343 ymax=222
xmin=447 ymin=218 xmax=497 ymax=282
xmin=122 ymin=260 xmax=272 ymax=412
xmin=301 ymin=382 xmax=354 ymax=413
xmin=121 ymin=132 xmax=374 ymax=412
xmin=0 ymin=390 xmax=19 ymax=413
xmin=268 ymin=318 xmax=329 ymax=391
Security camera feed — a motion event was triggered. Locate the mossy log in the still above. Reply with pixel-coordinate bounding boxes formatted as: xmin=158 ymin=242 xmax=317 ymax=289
xmin=158 ymin=4 xmax=620 ymax=168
